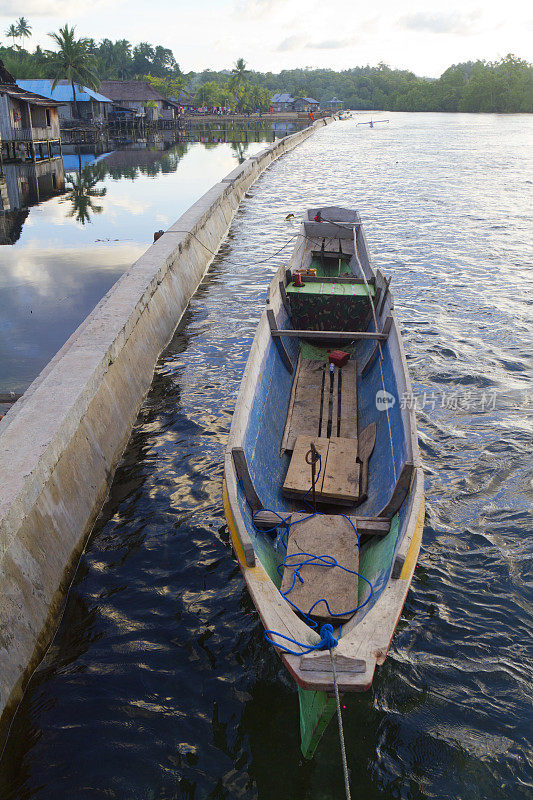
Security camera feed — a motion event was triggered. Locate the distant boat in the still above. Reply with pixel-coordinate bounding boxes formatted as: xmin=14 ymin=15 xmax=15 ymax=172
xmin=357 ymin=119 xmax=389 ymax=128
xmin=223 ymin=206 xmax=424 ymax=758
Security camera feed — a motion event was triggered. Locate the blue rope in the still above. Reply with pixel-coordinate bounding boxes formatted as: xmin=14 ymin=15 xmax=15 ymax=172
xmin=264 ymin=622 xmax=338 ymax=656
xmin=252 ymin=497 xmax=374 ymax=655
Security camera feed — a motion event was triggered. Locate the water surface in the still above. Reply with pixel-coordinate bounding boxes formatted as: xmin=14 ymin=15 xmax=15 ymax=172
xmin=0 ymin=113 xmax=532 ymax=800
xmin=0 ymin=137 xmax=270 ymax=394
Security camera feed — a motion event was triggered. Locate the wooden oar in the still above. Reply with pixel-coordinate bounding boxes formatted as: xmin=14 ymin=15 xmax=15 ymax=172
xmin=358 ymin=422 xmax=376 ymax=503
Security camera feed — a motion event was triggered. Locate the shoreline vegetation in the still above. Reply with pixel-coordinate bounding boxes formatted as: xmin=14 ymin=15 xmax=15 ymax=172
xmin=1 ymin=23 xmax=532 ymax=113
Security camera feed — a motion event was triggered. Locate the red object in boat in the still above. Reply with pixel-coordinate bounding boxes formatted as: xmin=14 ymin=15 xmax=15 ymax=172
xmin=328 ymin=350 xmax=349 ymax=367
xmin=293 ymin=272 xmax=304 ymax=287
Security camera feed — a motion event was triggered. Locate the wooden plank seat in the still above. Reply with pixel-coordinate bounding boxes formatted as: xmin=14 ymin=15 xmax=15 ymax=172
xmin=280 ymin=513 xmax=359 ymax=623
xmin=253 ymin=510 xmax=391 ymax=539
xmin=283 ymin=435 xmax=360 ymax=505
xmin=282 ymin=357 xmax=358 ymax=452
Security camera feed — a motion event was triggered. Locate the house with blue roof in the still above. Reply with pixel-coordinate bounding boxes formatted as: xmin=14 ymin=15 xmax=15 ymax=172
xmin=16 ymin=80 xmax=114 ymax=122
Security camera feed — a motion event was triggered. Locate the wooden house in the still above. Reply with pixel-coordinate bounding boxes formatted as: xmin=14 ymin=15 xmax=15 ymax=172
xmin=271 ymin=93 xmax=295 ymax=112
xmin=292 ymin=96 xmax=320 ymax=112
xmin=0 ymin=61 xmax=62 ymax=164
xmin=327 ymin=96 xmax=344 ymax=111
xmin=99 ymin=81 xmax=180 ymax=121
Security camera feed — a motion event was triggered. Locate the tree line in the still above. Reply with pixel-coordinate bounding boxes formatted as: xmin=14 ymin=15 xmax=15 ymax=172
xmin=1 ymin=21 xmax=531 ymax=113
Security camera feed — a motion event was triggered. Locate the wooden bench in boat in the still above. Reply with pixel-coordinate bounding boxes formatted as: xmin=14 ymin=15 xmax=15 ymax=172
xmin=253 ymin=510 xmax=391 ymax=540
xmin=282 ymin=357 xmax=358 ymax=452
xmin=283 ymin=435 xmax=360 ymax=505
xmin=280 ymin=513 xmax=359 ymax=624
xmin=281 ymin=353 xmax=361 ymax=505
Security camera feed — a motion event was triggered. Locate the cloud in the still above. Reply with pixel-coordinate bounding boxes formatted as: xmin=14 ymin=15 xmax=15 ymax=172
xmin=0 ymin=0 xmax=121 ymax=16
xmin=305 ymin=39 xmax=352 ymax=49
xmin=400 ymin=11 xmax=481 ymax=35
xmin=235 ymin=0 xmax=288 ymax=17
xmin=276 ymin=35 xmax=306 ymax=52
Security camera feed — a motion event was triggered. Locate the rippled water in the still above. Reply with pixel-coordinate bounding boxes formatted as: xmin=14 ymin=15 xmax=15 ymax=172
xmin=1 ymin=113 xmax=532 ymax=799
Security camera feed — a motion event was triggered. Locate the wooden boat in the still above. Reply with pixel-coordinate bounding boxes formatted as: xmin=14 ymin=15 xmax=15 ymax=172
xmin=223 ymin=207 xmax=424 ymax=758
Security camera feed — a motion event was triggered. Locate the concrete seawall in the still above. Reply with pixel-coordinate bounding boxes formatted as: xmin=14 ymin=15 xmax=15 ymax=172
xmin=0 ymin=117 xmax=334 ymax=745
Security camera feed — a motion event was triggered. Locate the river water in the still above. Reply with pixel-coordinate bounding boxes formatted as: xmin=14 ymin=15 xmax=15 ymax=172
xmin=0 ymin=113 xmax=532 ymax=799
xmin=0 ymin=133 xmax=277 ymax=396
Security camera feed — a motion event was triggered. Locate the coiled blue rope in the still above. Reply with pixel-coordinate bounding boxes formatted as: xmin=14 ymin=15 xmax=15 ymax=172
xmin=252 ymin=465 xmax=374 ymax=655
xmin=263 ymin=622 xmax=338 ymax=656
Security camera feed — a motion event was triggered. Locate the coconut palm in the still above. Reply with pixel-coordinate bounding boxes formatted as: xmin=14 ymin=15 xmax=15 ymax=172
xmin=5 ymin=24 xmax=18 ymax=48
xmin=47 ymin=24 xmax=99 ymax=118
xmin=16 ymin=17 xmax=31 ymax=50
xmin=230 ymin=57 xmax=250 ymax=92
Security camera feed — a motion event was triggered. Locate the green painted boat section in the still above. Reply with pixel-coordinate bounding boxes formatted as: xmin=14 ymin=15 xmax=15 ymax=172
xmin=299 ymin=342 xmax=357 ymax=360
xmin=298 ymin=686 xmax=337 ymax=759
xmin=358 ymin=513 xmax=400 ymax=600
xmin=296 ymin=517 xmax=400 ymax=757
xmin=286 ymin=282 xmax=374 ymax=297
xmin=310 ymin=256 xmax=351 ymax=278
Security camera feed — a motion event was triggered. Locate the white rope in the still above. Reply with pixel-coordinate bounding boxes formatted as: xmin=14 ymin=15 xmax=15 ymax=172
xmin=295 ymin=213 xmax=399 ymax=481
xmin=351 ymin=227 xmax=397 ymax=482
xmin=330 ymin=649 xmax=352 ymax=800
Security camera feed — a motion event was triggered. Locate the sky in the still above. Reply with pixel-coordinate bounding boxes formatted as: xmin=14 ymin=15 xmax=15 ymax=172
xmin=1 ymin=0 xmax=532 ymax=77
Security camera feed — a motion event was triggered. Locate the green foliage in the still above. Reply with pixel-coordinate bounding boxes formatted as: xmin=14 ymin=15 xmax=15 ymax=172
xmin=5 ymin=24 xmax=18 ymax=48
xmin=16 ymin=17 xmax=31 ymax=50
xmin=141 ymin=74 xmax=188 ymax=98
xmin=47 ymin=24 xmax=99 ymax=117
xmin=47 ymin=25 xmax=99 ymax=91
xmin=177 ymin=57 xmax=532 ymax=112
xmin=0 ymin=23 xmax=531 ymax=114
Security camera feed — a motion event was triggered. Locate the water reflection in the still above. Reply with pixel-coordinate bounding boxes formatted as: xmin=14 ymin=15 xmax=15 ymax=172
xmin=0 ymin=122 xmax=303 ymax=246
xmin=230 ymin=141 xmax=247 ymax=164
xmin=61 ymin=159 xmax=107 ymax=225
xmin=0 ymin=158 xmax=65 ymax=245
xmin=0 ymin=128 xmax=288 ymax=397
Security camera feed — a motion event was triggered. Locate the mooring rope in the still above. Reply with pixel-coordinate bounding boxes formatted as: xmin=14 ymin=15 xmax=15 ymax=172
xmin=351 ymin=226 xmax=397 ymax=482
xmin=330 ymin=648 xmax=352 ymax=800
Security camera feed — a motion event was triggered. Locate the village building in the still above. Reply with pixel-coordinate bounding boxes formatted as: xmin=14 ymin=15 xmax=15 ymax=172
xmin=270 ymin=93 xmax=295 ymax=112
xmin=99 ymin=81 xmax=181 ymax=121
xmin=271 ymin=93 xmax=320 ymax=112
xmin=292 ymin=97 xmax=320 ymax=112
xmin=0 ymin=62 xmax=62 ymax=164
xmin=327 ymin=96 xmax=344 ymax=111
xmin=16 ymin=80 xmax=114 ymax=122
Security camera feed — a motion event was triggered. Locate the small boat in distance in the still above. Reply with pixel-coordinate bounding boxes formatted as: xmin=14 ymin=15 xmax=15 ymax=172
xmin=357 ymin=119 xmax=389 ymax=128
xmin=223 ymin=207 xmax=424 ymax=758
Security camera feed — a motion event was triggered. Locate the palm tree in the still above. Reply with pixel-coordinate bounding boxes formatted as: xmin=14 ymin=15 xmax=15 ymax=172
xmin=5 ymin=24 xmax=18 ymax=48
xmin=172 ymin=75 xmax=188 ymax=100
xmin=47 ymin=24 xmax=99 ymax=118
xmin=113 ymin=40 xmax=132 ymax=79
xmin=16 ymin=17 xmax=31 ymax=50
xmin=230 ymin=57 xmax=250 ymax=92
xmin=230 ymin=58 xmax=252 ymax=111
